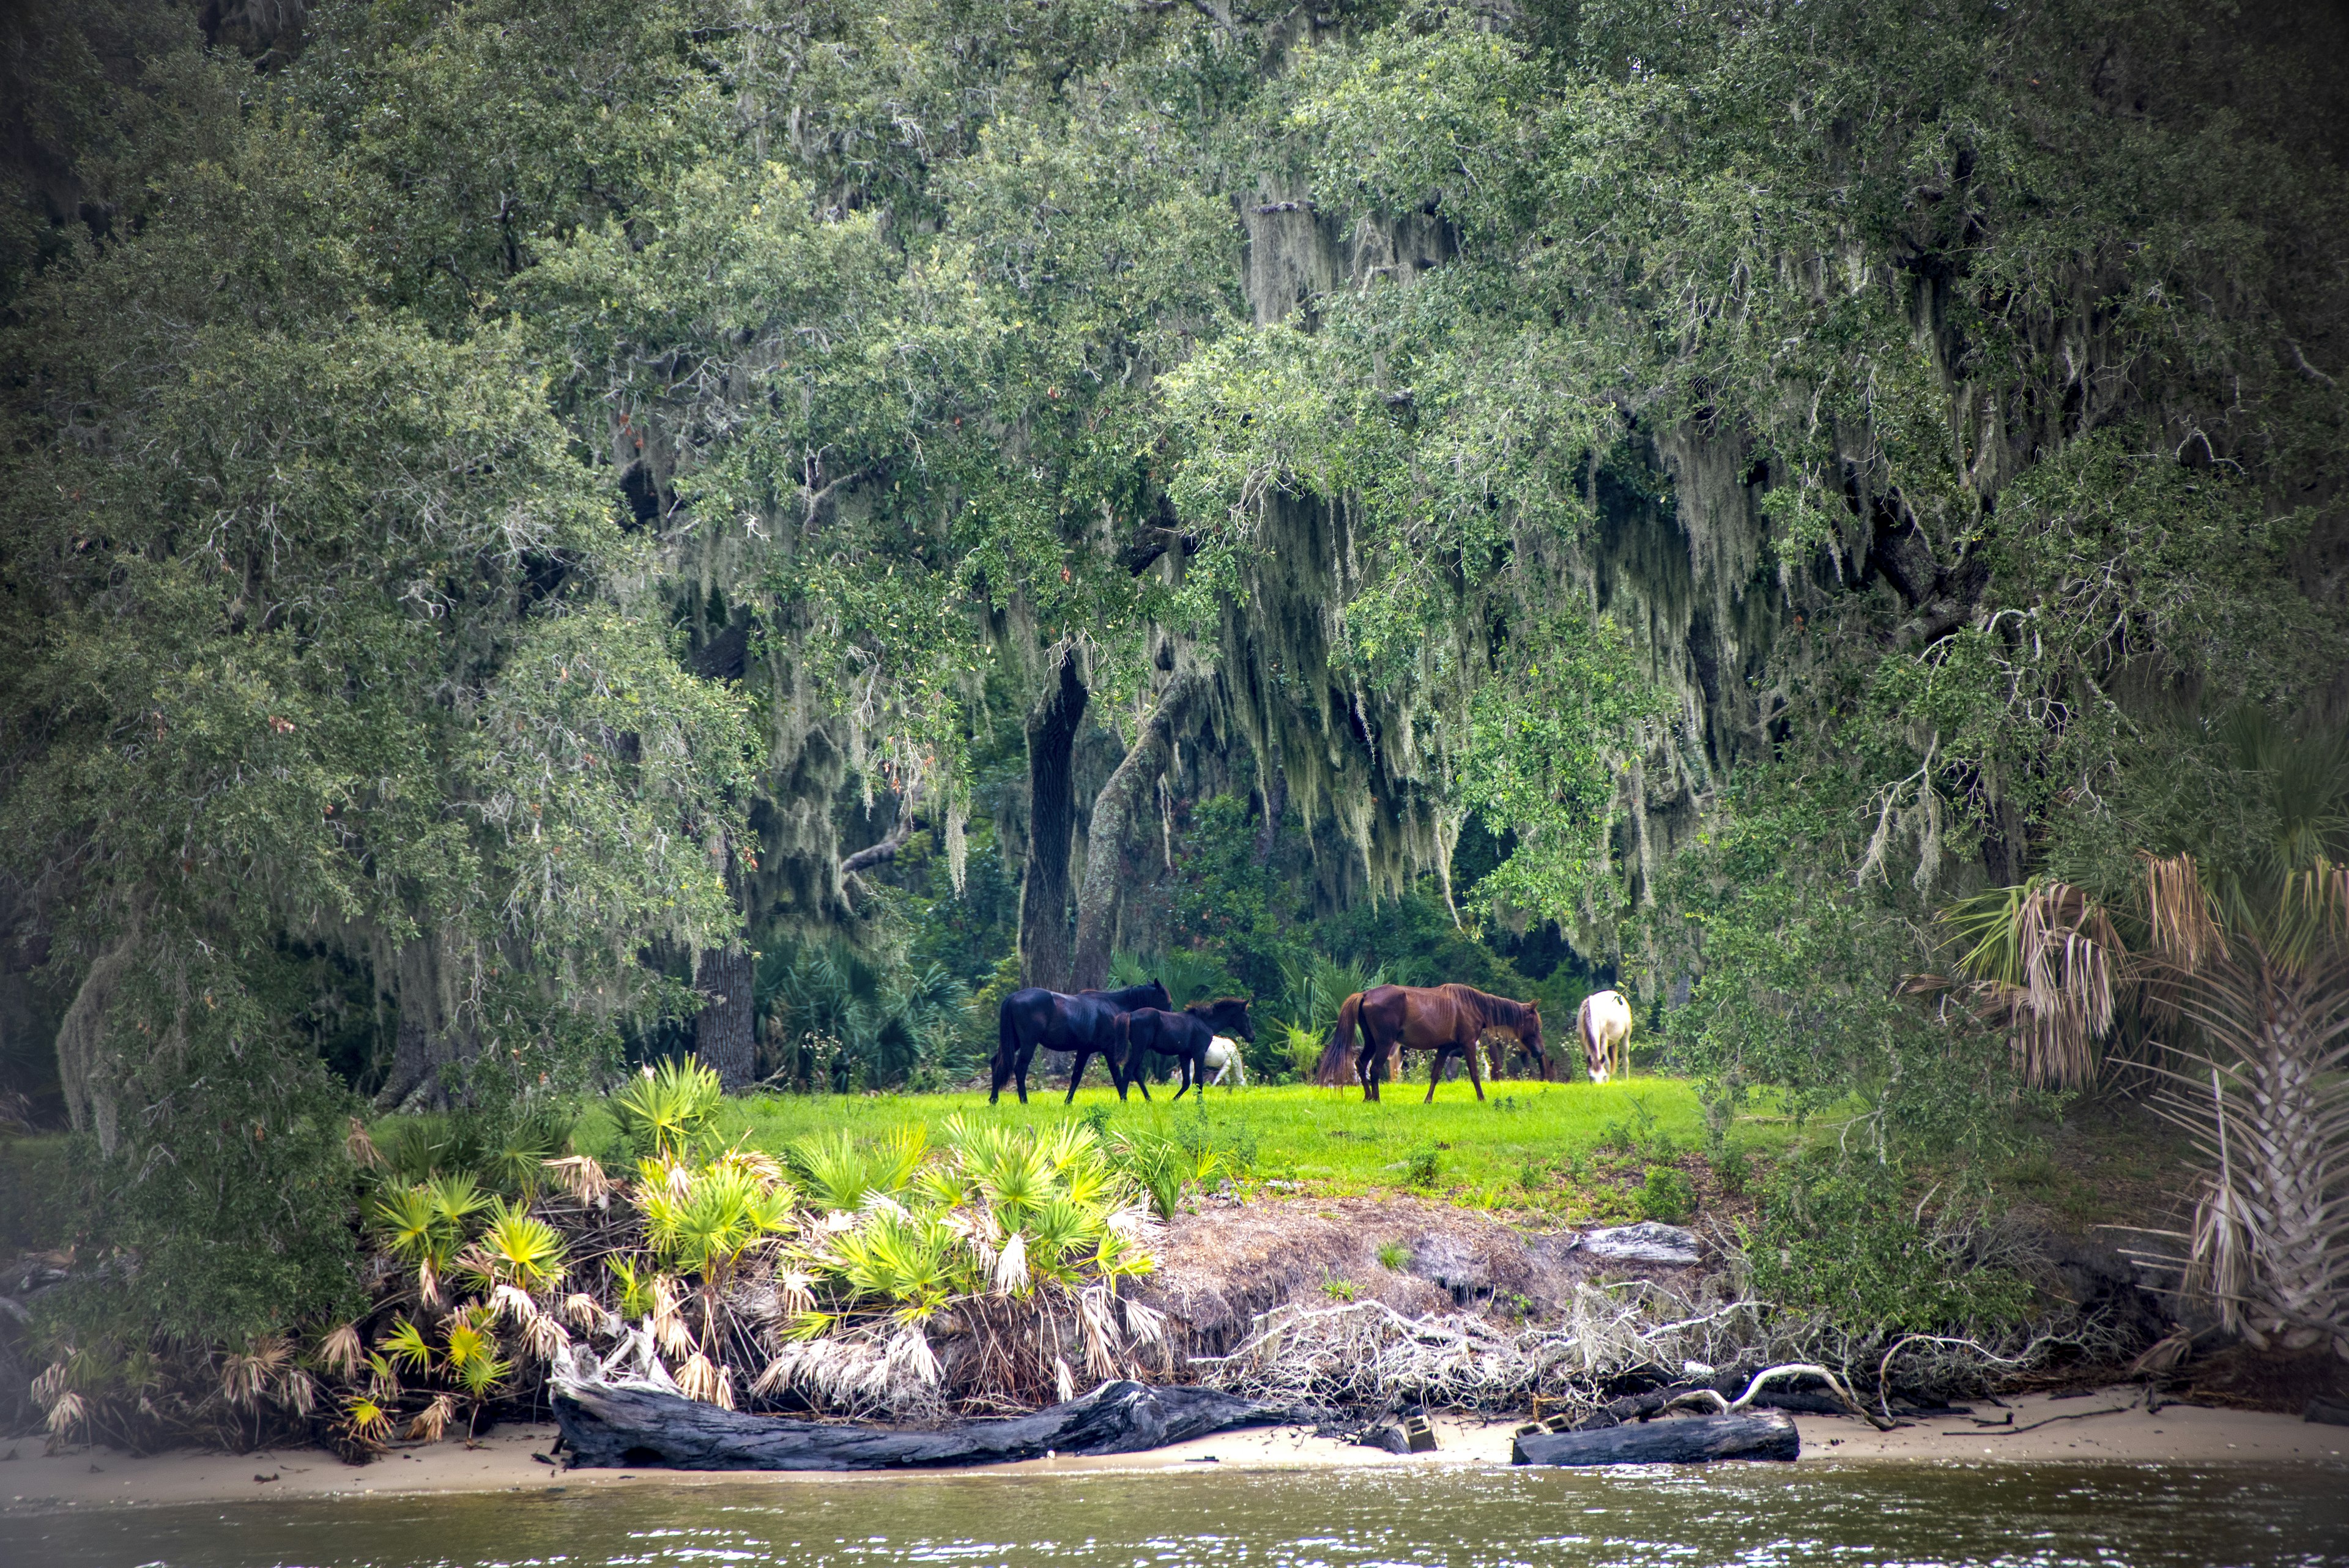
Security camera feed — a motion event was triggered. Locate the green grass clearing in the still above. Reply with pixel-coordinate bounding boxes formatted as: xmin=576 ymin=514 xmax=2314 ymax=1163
xmin=569 ymin=1076 xmax=1797 ymax=1221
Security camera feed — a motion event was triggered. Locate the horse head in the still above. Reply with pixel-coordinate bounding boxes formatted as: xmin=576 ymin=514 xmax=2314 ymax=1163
xmin=1520 ymin=1003 xmax=1549 ymax=1080
xmin=1185 ymin=995 xmax=1253 ymax=1042
xmin=1578 ymin=990 xmax=1630 ymax=1084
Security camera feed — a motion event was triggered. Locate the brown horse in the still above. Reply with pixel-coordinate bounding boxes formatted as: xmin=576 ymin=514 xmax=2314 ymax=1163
xmin=1316 ymin=983 xmax=1547 ymax=1102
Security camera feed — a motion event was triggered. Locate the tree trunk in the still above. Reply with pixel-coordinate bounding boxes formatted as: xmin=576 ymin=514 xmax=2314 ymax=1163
xmin=1019 ymin=647 xmax=1089 ymax=993
xmin=54 ymin=927 xmax=137 ymax=1153
xmin=373 ymin=937 xmax=469 ymax=1111
xmin=696 ymin=943 xmax=757 ymax=1093
xmin=1071 ymin=674 xmax=1206 ymax=991
xmin=1512 ymin=1412 xmax=1798 ymax=1466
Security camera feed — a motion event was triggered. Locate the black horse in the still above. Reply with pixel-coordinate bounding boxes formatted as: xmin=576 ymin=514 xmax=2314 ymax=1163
xmin=991 ymin=979 xmax=1171 ymax=1105
xmin=1116 ymin=997 xmax=1254 ymax=1101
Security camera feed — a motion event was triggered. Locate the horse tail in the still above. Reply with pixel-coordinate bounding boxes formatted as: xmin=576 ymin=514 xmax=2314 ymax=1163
xmin=1317 ymin=992 xmax=1362 ymax=1086
xmin=997 ymin=994 xmax=1020 ymax=1074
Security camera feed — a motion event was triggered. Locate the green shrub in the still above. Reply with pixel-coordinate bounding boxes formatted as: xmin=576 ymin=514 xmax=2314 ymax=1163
xmin=1403 ymin=1140 xmax=1444 ymax=1188
xmin=1712 ymin=1147 xmax=1751 ymax=1195
xmin=1638 ymin=1165 xmax=1696 ymax=1222
xmin=1376 ymin=1240 xmax=1410 ymax=1271
xmin=1743 ymin=1167 xmax=2035 ymax=1335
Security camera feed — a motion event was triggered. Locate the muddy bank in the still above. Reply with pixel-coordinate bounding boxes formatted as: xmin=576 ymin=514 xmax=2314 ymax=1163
xmin=1136 ymin=1193 xmax=1701 ymax=1359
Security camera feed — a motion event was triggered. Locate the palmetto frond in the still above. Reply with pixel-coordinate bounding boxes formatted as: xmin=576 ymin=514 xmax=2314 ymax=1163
xmin=611 ymin=1057 xmax=724 ymax=1161
xmin=1937 ymin=877 xmax=2121 ymax=1088
xmin=463 ymin=1199 xmax=568 ymax=1291
xmin=404 ymin=1393 xmax=455 ymax=1443
xmin=342 ymin=1394 xmax=392 ymax=1443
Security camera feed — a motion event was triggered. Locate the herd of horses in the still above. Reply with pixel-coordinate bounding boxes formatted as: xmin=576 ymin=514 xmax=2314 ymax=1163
xmin=988 ymin=976 xmax=1635 ymax=1106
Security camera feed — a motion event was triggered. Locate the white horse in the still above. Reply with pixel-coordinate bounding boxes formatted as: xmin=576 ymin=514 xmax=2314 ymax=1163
xmin=1576 ymin=990 xmax=1633 ymax=1084
xmin=1203 ymin=1035 xmax=1246 ymax=1090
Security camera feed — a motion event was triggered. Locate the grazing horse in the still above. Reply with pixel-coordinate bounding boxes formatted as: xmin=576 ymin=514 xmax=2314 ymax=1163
xmin=991 ymin=979 xmax=1171 ymax=1105
xmin=1203 ymin=1036 xmax=1245 ymax=1090
xmin=1576 ymin=989 xmax=1633 ymax=1084
xmin=1318 ymin=983 xmax=1546 ymax=1102
xmin=1482 ymin=1017 xmax=1559 ymax=1083
xmin=1118 ymin=997 xmax=1254 ymax=1101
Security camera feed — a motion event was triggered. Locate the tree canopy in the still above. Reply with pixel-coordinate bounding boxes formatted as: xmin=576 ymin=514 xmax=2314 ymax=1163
xmin=1 ymin=0 xmax=2344 ymax=1339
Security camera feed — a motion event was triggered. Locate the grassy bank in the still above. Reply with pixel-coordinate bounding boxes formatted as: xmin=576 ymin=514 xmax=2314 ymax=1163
xmin=566 ymin=1076 xmax=1794 ymax=1224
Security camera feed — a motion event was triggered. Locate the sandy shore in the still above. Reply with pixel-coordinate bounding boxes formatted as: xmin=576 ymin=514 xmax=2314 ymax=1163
xmin=4 ymin=1389 xmax=2341 ymax=1513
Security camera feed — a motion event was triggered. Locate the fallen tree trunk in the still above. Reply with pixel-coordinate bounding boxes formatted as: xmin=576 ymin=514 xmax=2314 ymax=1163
xmin=1513 ymin=1411 xmax=1799 ymax=1466
xmin=554 ymin=1377 xmax=1288 ymax=1471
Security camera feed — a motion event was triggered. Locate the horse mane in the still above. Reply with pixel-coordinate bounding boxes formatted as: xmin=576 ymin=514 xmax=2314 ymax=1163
xmin=1439 ymin=982 xmax=1534 ymax=1033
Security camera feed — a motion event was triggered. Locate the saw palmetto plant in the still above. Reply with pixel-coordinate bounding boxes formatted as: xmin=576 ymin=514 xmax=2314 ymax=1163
xmin=767 ymin=1120 xmax=1164 ymax=1414
xmin=637 ymin=1153 xmax=796 ymax=1381
xmin=1933 ymin=878 xmax=2123 ymax=1091
xmin=611 ymin=1057 xmax=725 ymax=1161
xmin=1932 ymin=713 xmax=2349 ymax=1357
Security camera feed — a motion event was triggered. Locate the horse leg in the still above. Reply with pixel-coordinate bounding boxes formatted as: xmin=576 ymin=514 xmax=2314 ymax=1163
xmin=1171 ymin=1052 xmax=1191 ymax=1102
xmin=1015 ymin=1042 xmax=1035 ymax=1106
xmin=1423 ymin=1046 xmax=1444 ymax=1103
xmin=1467 ymin=1037 xmax=1487 ymax=1101
xmin=1065 ymin=1047 xmax=1091 ymax=1104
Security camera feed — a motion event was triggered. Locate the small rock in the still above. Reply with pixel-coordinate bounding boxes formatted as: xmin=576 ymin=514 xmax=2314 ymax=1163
xmin=1357 ymin=1422 xmax=1412 ymax=1455
xmin=254 ymin=1473 xmax=279 ymax=1484
xmin=1581 ymin=1222 xmax=1701 ymax=1266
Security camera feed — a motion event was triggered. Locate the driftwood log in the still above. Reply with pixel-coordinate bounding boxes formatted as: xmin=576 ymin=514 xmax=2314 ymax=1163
xmin=1513 ymin=1411 xmax=1800 ymax=1466
xmin=553 ymin=1377 xmax=1289 ymax=1471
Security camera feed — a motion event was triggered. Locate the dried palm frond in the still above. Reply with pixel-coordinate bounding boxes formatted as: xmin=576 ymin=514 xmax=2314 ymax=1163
xmin=346 ymin=1117 xmax=382 ymax=1170
xmin=1076 ymin=1285 xmax=1123 ymax=1378
xmin=649 ymin=1274 xmax=693 ymax=1358
xmin=1935 ymin=879 xmax=2123 ymax=1088
xmin=2143 ymin=853 xmax=2224 ymax=970
xmin=405 ymin=1393 xmax=455 ymax=1443
xmin=2126 ymin=1327 xmax=2194 ymax=1379
xmin=753 ymin=1327 xmax=941 ymax=1416
xmin=45 ymin=1389 xmax=86 ymax=1440
xmin=884 ymin=1326 xmax=941 ymax=1389
xmin=676 ymin=1351 xmax=731 ymax=1406
xmin=220 ymin=1335 xmax=294 ymax=1410
xmin=772 ymin=1266 xmax=815 ymax=1319
xmin=277 ymin=1368 xmax=320 ymax=1419
xmin=317 ymin=1323 xmax=365 ymax=1379
xmin=560 ymin=1292 xmax=607 ymax=1331
xmin=1122 ymin=1296 xmax=1170 ymax=1350
xmin=992 ymin=1231 xmax=1029 ymax=1296
xmin=1053 ymin=1356 xmax=1075 ymax=1403
xmin=519 ymin=1309 xmax=569 ymax=1362
xmin=544 ymin=1154 xmax=613 ymax=1208
xmin=489 ymin=1283 xmax=540 ymax=1326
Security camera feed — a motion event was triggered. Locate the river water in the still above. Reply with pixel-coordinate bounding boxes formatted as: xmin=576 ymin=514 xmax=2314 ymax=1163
xmin=12 ymin=1462 xmax=2346 ymax=1568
